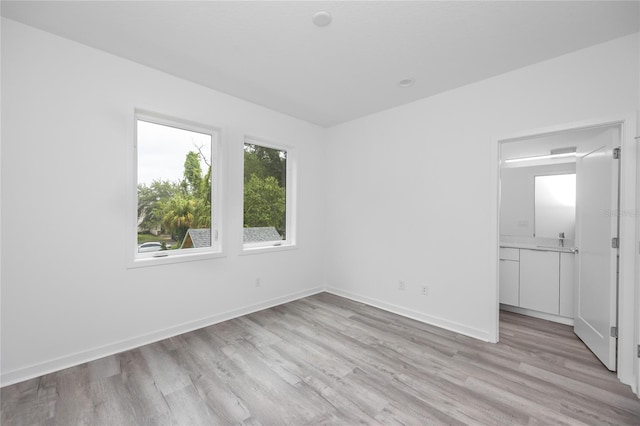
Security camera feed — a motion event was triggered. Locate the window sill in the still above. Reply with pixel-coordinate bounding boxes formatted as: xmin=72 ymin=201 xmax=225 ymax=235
xmin=128 ymin=250 xmax=225 ymax=269
xmin=240 ymin=243 xmax=297 ymax=256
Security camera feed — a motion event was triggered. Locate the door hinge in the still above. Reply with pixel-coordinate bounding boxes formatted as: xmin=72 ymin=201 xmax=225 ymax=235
xmin=611 ymin=326 xmax=618 ymax=338
xmin=611 ymin=237 xmax=619 ymax=249
xmin=613 ymin=147 xmax=621 ymax=159
xmin=637 ymin=345 xmax=640 ymax=358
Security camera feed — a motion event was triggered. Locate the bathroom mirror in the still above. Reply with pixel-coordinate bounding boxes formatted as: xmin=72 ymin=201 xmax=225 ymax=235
xmin=534 ymin=173 xmax=576 ymax=239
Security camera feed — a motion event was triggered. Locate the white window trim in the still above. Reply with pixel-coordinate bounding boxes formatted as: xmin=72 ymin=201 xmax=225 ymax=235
xmin=242 ymin=135 xmax=297 ymax=253
xmin=128 ymin=110 xmax=225 ymax=269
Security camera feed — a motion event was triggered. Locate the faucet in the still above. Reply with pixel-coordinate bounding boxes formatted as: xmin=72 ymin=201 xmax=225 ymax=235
xmin=559 ymin=232 xmax=565 ymax=247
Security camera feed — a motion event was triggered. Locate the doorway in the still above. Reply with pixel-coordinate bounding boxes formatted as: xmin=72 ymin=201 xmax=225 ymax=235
xmin=498 ymin=123 xmax=622 ymax=370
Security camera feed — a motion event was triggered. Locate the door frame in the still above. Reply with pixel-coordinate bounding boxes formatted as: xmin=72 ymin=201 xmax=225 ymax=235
xmin=494 ymin=113 xmax=638 ymax=392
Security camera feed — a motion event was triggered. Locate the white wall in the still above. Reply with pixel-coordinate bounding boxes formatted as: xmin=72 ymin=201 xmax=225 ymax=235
xmin=2 ymin=17 xmax=640 ymax=392
xmin=0 ymin=19 xmax=327 ymax=384
xmin=324 ymin=33 xmax=639 ymax=354
xmin=635 ymin=13 xmax=640 ymax=396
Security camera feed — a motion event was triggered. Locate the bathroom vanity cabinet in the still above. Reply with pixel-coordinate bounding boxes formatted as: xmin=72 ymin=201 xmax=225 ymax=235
xmin=499 ymin=246 xmax=575 ymax=322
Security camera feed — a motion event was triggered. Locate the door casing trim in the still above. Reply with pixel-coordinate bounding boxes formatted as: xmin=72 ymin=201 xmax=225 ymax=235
xmin=493 ymin=113 xmax=638 ymax=393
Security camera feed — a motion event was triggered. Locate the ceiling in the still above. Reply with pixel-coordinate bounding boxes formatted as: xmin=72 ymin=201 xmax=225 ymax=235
xmin=2 ymin=1 xmax=639 ymax=127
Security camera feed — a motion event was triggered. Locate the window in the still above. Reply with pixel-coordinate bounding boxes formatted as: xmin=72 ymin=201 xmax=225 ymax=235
xmin=243 ymin=139 xmax=295 ymax=250
xmin=133 ymin=112 xmax=222 ymax=265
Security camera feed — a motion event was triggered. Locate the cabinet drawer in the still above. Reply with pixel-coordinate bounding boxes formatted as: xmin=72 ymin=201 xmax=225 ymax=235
xmin=499 ymin=248 xmax=519 ymax=261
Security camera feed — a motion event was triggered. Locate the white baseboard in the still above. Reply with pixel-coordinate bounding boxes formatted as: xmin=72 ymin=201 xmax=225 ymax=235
xmin=500 ymin=304 xmax=575 ymax=326
xmin=2 ymin=285 xmax=495 ymax=387
xmin=1 ymin=286 xmax=325 ymax=387
xmin=325 ymin=287 xmax=491 ymax=342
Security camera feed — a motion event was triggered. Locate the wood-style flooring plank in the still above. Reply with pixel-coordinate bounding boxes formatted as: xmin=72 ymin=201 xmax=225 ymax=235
xmin=2 ymin=293 xmax=639 ymax=425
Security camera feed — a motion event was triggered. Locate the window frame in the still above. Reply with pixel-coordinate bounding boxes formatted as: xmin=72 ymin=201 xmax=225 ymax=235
xmin=242 ymin=135 xmax=296 ymax=253
xmin=129 ymin=110 xmax=225 ymax=268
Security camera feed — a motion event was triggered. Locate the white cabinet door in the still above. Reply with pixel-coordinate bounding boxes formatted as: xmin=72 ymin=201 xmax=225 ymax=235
xmin=499 ymin=260 xmax=519 ymax=306
xmin=559 ymin=252 xmax=575 ymax=317
xmin=519 ymin=249 xmax=559 ymax=314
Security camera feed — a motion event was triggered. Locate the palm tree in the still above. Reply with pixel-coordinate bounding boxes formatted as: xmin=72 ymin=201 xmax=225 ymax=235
xmin=158 ymin=194 xmax=211 ymax=244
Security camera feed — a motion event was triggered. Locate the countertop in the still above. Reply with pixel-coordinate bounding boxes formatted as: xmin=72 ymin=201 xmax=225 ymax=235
xmin=500 ymin=236 xmax=576 ymax=253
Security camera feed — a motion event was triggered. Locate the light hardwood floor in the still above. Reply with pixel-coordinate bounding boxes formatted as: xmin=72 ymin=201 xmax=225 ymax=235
xmin=2 ymin=292 xmax=639 ymax=425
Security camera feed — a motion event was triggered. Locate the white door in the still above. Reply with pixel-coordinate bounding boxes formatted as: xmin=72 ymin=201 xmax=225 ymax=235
xmin=574 ymin=126 xmax=620 ymax=371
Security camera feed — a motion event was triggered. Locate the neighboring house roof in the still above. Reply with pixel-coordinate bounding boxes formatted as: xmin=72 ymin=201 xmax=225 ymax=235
xmin=181 ymin=228 xmax=211 ymax=249
xmin=243 ymin=226 xmax=282 ymax=243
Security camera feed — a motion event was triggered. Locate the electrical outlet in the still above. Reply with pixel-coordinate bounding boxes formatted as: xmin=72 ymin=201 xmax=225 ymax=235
xmin=398 ymin=281 xmax=405 ymax=290
xmin=421 ymin=286 xmax=428 ymax=296
xmin=255 ymin=278 xmax=261 ymax=287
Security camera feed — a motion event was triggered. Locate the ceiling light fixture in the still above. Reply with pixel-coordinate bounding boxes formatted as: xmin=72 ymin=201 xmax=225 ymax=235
xmin=504 ymin=147 xmax=577 ymax=164
xmin=504 ymin=152 xmax=576 ymax=164
xmin=312 ymin=11 xmax=332 ymax=27
xmin=398 ymin=78 xmax=415 ymax=88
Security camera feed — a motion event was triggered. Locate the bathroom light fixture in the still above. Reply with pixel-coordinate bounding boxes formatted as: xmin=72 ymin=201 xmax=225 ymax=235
xmin=398 ymin=78 xmax=415 ymax=88
xmin=313 ymin=11 xmax=332 ymax=27
xmin=550 ymin=147 xmax=577 ymax=155
xmin=505 ymin=147 xmax=577 ymax=164
xmin=505 ymin=152 xmax=576 ymax=164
